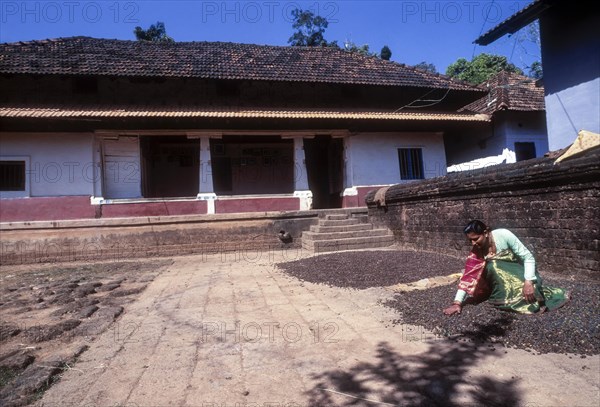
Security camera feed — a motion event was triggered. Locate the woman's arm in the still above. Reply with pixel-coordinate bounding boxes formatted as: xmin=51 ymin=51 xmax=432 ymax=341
xmin=454 ymin=289 xmax=467 ymax=303
xmin=443 ymin=289 xmax=467 ymax=315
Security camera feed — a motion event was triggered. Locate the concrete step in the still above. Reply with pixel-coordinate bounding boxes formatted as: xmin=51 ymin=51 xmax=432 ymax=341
xmin=318 ymin=218 xmax=360 ymax=227
xmin=309 ymin=223 xmax=373 ymax=233
xmin=325 ymin=214 xmax=349 ymax=221
xmin=302 ymin=228 xmax=390 ymax=241
xmin=353 ymin=215 xmax=369 ymax=223
xmin=302 ymin=234 xmax=395 ymax=253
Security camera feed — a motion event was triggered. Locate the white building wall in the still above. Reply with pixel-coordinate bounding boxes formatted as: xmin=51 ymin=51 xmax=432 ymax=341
xmin=503 ymin=119 xmax=549 ymax=158
xmin=0 ymin=132 xmax=95 ymax=197
xmin=102 ymin=137 xmax=142 ymax=199
xmin=349 ymin=132 xmax=447 ymax=186
xmin=485 ymin=120 xmax=510 ymax=156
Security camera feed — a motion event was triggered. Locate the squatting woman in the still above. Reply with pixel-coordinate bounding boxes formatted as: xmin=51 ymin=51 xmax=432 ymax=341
xmin=443 ymin=220 xmax=570 ymax=315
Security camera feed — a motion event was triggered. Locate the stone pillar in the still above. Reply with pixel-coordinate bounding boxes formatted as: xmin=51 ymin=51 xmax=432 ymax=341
xmin=90 ymin=135 xmax=104 ymax=205
xmin=292 ymin=137 xmax=312 ymax=210
xmin=341 ymin=135 xmax=358 ymax=207
xmin=197 ymin=136 xmax=217 ymax=214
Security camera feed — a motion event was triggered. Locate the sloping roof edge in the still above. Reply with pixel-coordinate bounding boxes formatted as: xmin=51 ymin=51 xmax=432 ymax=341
xmin=458 ymin=71 xmax=545 ymax=114
xmin=0 ymin=37 xmax=483 ymax=92
xmin=475 ymin=0 xmax=556 ymax=45
xmin=0 ymin=106 xmax=491 ymax=122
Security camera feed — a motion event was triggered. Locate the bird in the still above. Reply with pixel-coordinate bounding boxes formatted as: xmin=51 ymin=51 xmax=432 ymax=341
xmin=278 ymin=230 xmax=292 ymax=244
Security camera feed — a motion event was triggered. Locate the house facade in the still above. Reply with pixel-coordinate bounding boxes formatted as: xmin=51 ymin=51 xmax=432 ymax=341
xmin=0 ymin=37 xmax=488 ymax=222
xmin=446 ymin=70 xmax=548 ymax=171
xmin=475 ymin=0 xmax=599 ymax=151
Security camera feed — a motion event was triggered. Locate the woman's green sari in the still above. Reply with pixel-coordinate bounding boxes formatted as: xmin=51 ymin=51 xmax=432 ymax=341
xmin=484 ymin=250 xmax=570 ymax=313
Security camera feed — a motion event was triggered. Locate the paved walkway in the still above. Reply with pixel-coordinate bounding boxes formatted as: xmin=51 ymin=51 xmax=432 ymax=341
xmin=37 ymin=250 xmax=599 ymax=406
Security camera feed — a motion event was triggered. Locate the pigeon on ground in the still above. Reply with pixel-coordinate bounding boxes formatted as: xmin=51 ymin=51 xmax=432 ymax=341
xmin=278 ymin=230 xmax=293 ymax=244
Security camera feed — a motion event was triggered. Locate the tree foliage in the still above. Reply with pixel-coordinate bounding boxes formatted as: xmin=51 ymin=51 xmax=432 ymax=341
xmin=288 ymin=9 xmax=337 ymax=47
xmin=343 ymin=41 xmax=377 ymax=57
xmin=523 ymin=21 xmax=543 ymax=79
xmin=528 ymin=61 xmax=543 ymax=79
xmin=380 ymin=46 xmax=392 ymax=61
xmin=287 ymin=8 xmax=393 ymax=60
xmin=445 ymin=54 xmax=523 ymax=84
xmin=525 ymin=21 xmax=541 ymax=49
xmin=414 ymin=61 xmax=437 ymax=74
xmin=134 ymin=21 xmax=174 ymax=43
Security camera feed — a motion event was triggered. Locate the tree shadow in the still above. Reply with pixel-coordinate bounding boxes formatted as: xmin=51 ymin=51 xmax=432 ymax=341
xmin=307 ymin=317 xmax=523 ymax=406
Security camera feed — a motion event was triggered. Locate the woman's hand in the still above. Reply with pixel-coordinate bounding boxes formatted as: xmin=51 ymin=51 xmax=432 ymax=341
xmin=523 ymin=280 xmax=536 ymax=303
xmin=443 ymin=302 xmax=462 ymax=315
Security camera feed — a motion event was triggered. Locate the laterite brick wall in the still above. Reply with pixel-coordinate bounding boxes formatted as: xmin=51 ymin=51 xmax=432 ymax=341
xmin=366 ymin=149 xmax=600 ymax=279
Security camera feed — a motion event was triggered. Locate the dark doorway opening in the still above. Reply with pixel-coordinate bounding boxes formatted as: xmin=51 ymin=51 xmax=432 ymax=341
xmin=515 ymin=142 xmax=536 ymax=161
xmin=210 ymin=136 xmax=294 ymax=195
xmin=304 ymin=136 xmax=344 ymax=209
xmin=140 ymin=136 xmax=200 ymax=198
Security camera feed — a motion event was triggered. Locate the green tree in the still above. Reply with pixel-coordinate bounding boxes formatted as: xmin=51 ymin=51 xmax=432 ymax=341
xmin=288 ymin=9 xmax=337 ymax=47
xmin=134 ymin=21 xmax=174 ymax=43
xmin=343 ymin=40 xmax=377 ymax=57
xmin=446 ymin=58 xmax=470 ymax=78
xmin=522 ymin=21 xmax=543 ymax=79
xmin=445 ymin=53 xmax=523 ymax=85
xmin=380 ymin=45 xmax=392 ymax=61
xmin=414 ymin=61 xmax=438 ymax=74
xmin=528 ymin=61 xmax=543 ymax=79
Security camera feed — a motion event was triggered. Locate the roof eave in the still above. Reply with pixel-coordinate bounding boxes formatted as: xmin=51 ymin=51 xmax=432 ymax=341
xmin=474 ymin=0 xmax=554 ymax=45
xmin=0 ymin=70 xmax=483 ymax=92
xmin=0 ymin=107 xmax=491 ymax=122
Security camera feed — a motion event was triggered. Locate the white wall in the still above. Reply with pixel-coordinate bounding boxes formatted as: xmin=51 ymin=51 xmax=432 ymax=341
xmin=102 ymin=137 xmax=142 ymax=199
xmin=349 ymin=132 xmax=446 ymax=186
xmin=0 ymin=132 xmax=95 ymax=197
xmin=503 ymin=119 xmax=549 ymax=158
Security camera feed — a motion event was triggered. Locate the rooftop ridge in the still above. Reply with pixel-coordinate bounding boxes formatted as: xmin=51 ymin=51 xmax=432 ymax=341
xmin=458 ymin=69 xmax=544 ymax=114
xmin=0 ymin=36 xmax=484 ymax=91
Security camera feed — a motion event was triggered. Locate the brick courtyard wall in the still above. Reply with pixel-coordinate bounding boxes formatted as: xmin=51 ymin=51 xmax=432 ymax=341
xmin=0 ymin=208 xmax=368 ymax=265
xmin=0 ymin=212 xmax=313 ymax=265
xmin=366 ymin=149 xmax=600 ymax=279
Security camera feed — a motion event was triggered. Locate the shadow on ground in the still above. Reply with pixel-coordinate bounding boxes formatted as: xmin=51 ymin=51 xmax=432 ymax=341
xmin=306 ymin=318 xmax=526 ymax=406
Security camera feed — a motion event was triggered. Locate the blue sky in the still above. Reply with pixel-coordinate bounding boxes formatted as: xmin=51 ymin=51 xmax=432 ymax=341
xmin=1 ymin=0 xmax=540 ymax=73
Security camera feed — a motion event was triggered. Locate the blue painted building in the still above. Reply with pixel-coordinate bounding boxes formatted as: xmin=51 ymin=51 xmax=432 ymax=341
xmin=475 ymin=0 xmax=600 ymax=151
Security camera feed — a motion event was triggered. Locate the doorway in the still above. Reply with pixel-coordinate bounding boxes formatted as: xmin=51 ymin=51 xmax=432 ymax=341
xmin=140 ymin=136 xmax=200 ymax=198
xmin=210 ymin=136 xmax=294 ymax=195
xmin=304 ymin=136 xmax=344 ymax=209
xmin=515 ymin=142 xmax=537 ymax=161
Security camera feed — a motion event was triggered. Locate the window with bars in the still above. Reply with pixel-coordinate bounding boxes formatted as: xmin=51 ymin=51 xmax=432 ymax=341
xmin=0 ymin=161 xmax=26 ymax=191
xmin=398 ymin=148 xmax=424 ymax=180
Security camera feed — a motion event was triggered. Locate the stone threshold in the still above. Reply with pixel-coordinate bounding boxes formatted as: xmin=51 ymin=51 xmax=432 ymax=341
xmin=0 ymin=207 xmax=368 ymax=232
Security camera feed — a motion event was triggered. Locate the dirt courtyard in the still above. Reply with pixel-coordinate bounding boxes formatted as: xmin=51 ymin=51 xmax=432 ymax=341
xmin=0 ymin=259 xmax=173 ymax=407
xmin=1 ymin=248 xmax=598 ymax=406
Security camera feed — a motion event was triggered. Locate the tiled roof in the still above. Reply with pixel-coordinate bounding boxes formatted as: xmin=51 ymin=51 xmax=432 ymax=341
xmin=0 ymin=106 xmax=490 ymax=122
xmin=459 ymin=71 xmax=545 ymax=114
xmin=0 ymin=37 xmax=481 ymax=91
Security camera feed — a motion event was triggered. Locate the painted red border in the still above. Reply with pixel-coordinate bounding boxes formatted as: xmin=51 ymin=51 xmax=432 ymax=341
xmin=101 ymin=200 xmax=207 ymax=218
xmin=216 ymin=197 xmax=299 ymax=213
xmin=0 ymin=196 xmax=96 ymax=222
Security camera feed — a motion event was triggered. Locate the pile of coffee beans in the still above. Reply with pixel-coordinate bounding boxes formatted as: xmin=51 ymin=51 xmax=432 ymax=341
xmin=278 ymin=249 xmax=599 ymax=355
xmin=277 ymin=250 xmax=463 ymax=289
xmin=385 ymin=277 xmax=599 ymax=356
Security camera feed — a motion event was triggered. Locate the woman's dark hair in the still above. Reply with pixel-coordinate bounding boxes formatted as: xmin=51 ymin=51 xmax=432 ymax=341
xmin=463 ymin=220 xmax=488 ymax=235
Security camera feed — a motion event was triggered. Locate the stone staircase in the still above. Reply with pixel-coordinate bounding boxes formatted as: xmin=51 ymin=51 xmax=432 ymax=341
xmin=302 ymin=213 xmax=395 ymax=253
